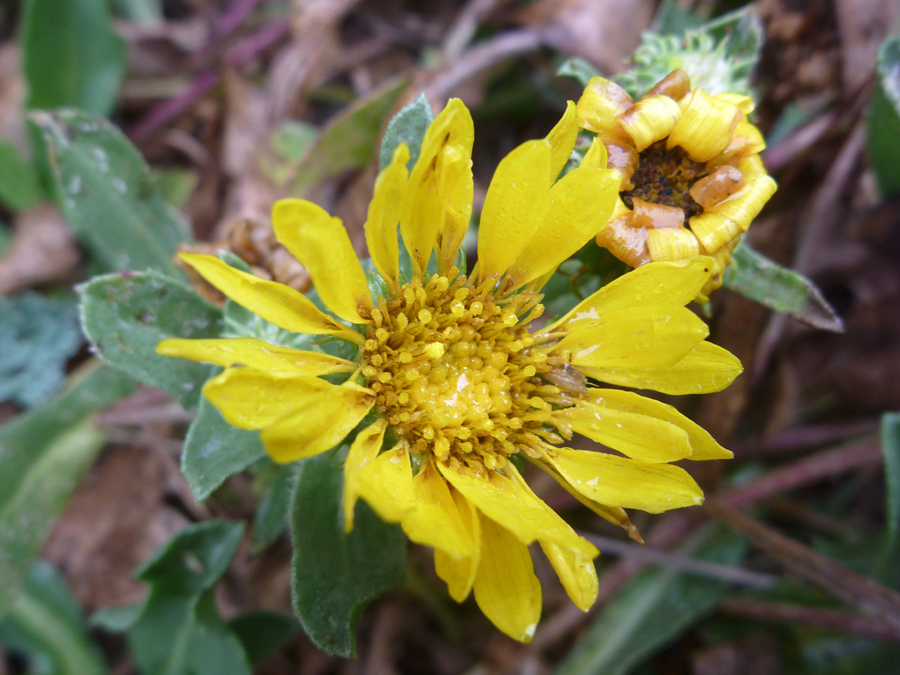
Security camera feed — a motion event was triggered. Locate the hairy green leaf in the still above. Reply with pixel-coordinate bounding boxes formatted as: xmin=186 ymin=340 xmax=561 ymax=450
xmin=123 ymin=521 xmax=251 ymax=675
xmin=723 ymin=238 xmax=844 ymax=332
xmin=0 ymin=140 xmax=44 ymax=212
xmin=79 ymin=271 xmax=224 ymax=409
xmin=182 ymin=398 xmax=266 ymax=502
xmin=22 ymin=0 xmax=126 ymax=116
xmin=0 ymin=562 xmax=107 ymax=675
xmin=292 ymin=77 xmax=407 ymax=195
xmin=379 ymin=92 xmax=434 ymax=171
xmin=866 ymin=37 xmax=900 ymax=198
xmin=32 ymin=109 xmax=190 ymax=275
xmin=0 ymin=365 xmax=136 ymax=619
xmin=0 ymin=292 xmax=82 ymax=408
xmin=291 ymin=453 xmax=406 ymax=656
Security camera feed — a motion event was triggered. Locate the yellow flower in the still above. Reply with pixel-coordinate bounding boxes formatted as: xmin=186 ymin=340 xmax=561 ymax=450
xmin=157 ymin=98 xmax=742 ymax=642
xmin=578 ymin=69 xmax=777 ymax=302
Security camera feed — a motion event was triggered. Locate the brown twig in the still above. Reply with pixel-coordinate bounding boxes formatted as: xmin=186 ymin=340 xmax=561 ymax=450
xmin=730 ymin=420 xmax=879 ymax=457
xmin=719 ymin=598 xmax=900 ymax=643
xmin=706 ymin=500 xmax=900 ymax=631
xmin=720 ymin=438 xmax=882 ymax=509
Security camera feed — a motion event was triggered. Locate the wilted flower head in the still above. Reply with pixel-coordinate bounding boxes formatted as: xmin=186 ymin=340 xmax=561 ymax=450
xmin=578 ymin=69 xmax=777 ymax=302
xmin=158 ymin=98 xmax=741 ymax=641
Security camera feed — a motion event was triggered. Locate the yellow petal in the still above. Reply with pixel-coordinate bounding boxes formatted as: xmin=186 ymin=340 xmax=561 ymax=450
xmin=686 ymin=210 xmax=740 ymax=255
xmin=475 ymin=139 xmax=552 ymax=284
xmin=579 ymin=340 xmax=743 ymax=395
xmin=713 ymin=119 xmax=766 ymax=165
xmin=544 ymin=447 xmax=704 ymax=513
xmin=708 ymin=175 xmax=778 ymax=233
xmin=343 ymin=419 xmax=388 ymax=531
xmin=539 ymin=541 xmax=598 ymax=611
xmin=581 ymin=136 xmax=609 ymax=170
xmin=588 ymin=388 xmax=732 ymax=460
xmin=538 ymin=462 xmax=642 ymax=541
xmin=401 ymin=99 xmax=474 ymax=276
xmin=402 ymin=461 xmax=477 ymax=560
xmin=356 ymin=443 xmax=416 ymax=523
xmin=558 ymin=305 xmax=709 ymax=370
xmin=505 ymin=165 xmax=620 ymax=288
xmin=714 ymin=92 xmax=755 ymax=114
xmin=272 ymin=199 xmax=372 ymax=324
xmin=260 ymin=382 xmax=375 ymax=462
xmin=179 ymin=253 xmax=362 ymax=343
xmin=560 ymin=399 xmax=693 ymax=462
xmin=364 ymin=144 xmax=410 ymax=288
xmin=438 ymin=460 xmax=597 ymax=558
xmin=473 ymin=516 xmax=541 ymax=643
xmin=645 ymin=69 xmax=691 ymax=100
xmin=435 ymin=143 xmax=474 ymax=273
xmin=646 ymin=227 xmax=700 ymax=262
xmin=576 ymin=77 xmax=634 ymax=141
xmin=618 ymin=95 xmax=681 ymax=152
xmin=203 ymin=368 xmax=350 ymax=429
xmin=689 ymin=165 xmax=746 ymax=209
xmin=546 ymin=101 xmax=578 ymax=179
xmin=667 ymin=89 xmax=741 ymax=162
xmin=548 ymin=257 xmax=713 ymax=331
xmin=434 ymin=488 xmax=481 ymax=601
xmin=157 ymin=337 xmax=355 ymax=376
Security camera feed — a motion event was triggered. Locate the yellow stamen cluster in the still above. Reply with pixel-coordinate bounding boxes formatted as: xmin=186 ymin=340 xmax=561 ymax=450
xmin=360 ymin=271 xmax=579 ymax=471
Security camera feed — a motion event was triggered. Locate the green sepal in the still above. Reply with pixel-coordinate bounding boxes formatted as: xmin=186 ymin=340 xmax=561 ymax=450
xmin=722 ymin=238 xmax=843 ymax=333
xmin=290 ymin=452 xmax=406 ymax=657
xmin=78 ymin=271 xmax=225 ymax=409
xmin=31 ymin=109 xmax=191 ymax=276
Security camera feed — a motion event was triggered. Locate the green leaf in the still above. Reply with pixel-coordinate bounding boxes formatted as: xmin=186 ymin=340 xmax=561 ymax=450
xmin=251 ymin=462 xmax=298 ymax=552
xmin=651 ymin=0 xmax=703 ymax=34
xmin=878 ymin=412 xmax=900 ymax=587
xmin=21 ymin=0 xmax=126 ymax=116
xmin=866 ymin=37 xmax=900 ymax=198
xmin=91 ymin=603 xmax=142 ymax=632
xmin=31 ymin=109 xmax=191 ymax=275
xmin=0 ymin=140 xmax=44 ymax=212
xmin=152 ymin=167 xmax=199 ymax=209
xmin=0 ymin=562 xmax=108 ymax=675
xmin=290 ymin=453 xmax=406 ymax=656
xmin=379 ymin=92 xmax=434 ymax=171
xmin=0 ymin=365 xmax=136 ymax=620
xmin=556 ymin=57 xmax=602 ymax=88
xmin=554 ymin=525 xmax=747 ymax=675
xmin=292 ymin=77 xmax=407 ymax=196
xmin=79 ymin=271 xmax=224 ymax=409
xmin=723 ymin=238 xmax=844 ymax=332
xmin=125 ymin=521 xmax=252 ymax=675
xmin=182 ymin=397 xmax=266 ymax=502
xmin=229 ymin=610 xmax=299 ymax=665
xmin=0 ymin=292 xmax=83 ymax=408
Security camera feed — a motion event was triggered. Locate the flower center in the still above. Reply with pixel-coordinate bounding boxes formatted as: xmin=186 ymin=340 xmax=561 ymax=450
xmin=621 ymin=141 xmax=707 ymax=219
xmin=360 ymin=271 xmax=575 ymax=471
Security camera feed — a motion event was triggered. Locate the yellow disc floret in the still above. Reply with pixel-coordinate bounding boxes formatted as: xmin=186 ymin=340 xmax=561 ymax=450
xmin=361 ymin=269 xmax=579 ymax=471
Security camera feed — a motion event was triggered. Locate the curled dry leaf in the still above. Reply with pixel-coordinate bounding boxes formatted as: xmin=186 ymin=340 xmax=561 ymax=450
xmin=0 ymin=205 xmax=80 ymax=295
